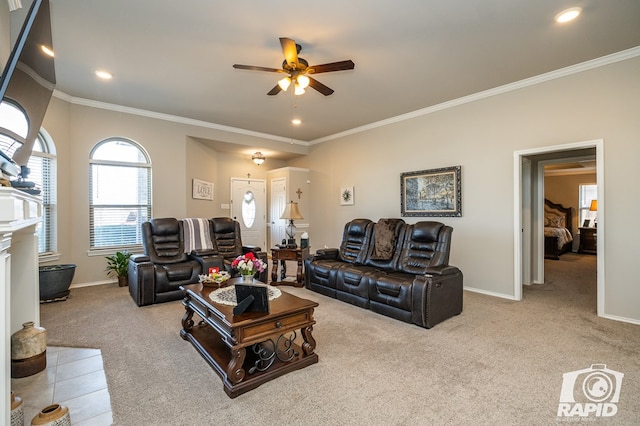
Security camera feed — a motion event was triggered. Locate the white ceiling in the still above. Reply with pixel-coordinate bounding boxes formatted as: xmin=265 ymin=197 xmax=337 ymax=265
xmin=10 ymin=0 xmax=640 ymax=152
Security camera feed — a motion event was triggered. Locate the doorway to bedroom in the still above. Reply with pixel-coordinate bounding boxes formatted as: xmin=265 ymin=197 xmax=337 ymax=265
xmin=515 ymin=140 xmax=604 ymax=317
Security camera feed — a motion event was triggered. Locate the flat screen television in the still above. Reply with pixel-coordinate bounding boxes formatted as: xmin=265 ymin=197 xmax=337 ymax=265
xmin=0 ymin=0 xmax=55 ymax=177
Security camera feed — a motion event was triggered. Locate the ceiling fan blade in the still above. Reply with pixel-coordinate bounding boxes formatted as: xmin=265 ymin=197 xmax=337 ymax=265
xmin=308 ymin=60 xmax=355 ymax=74
xmin=267 ymin=84 xmax=282 ymax=96
xmin=308 ymin=77 xmax=334 ymax=96
xmin=233 ymin=64 xmax=285 ymax=73
xmin=280 ymin=37 xmax=299 ymax=67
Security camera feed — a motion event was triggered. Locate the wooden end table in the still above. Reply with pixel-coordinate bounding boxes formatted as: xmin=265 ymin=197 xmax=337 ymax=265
xmin=180 ymin=280 xmax=318 ymax=398
xmin=270 ymin=246 xmax=309 ymax=287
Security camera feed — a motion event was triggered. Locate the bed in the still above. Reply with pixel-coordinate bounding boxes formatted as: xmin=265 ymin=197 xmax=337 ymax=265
xmin=544 ymin=199 xmax=573 ymax=260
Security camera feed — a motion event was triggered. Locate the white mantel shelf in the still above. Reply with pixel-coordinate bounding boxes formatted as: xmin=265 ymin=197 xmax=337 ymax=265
xmin=0 ymin=187 xmax=42 ymax=424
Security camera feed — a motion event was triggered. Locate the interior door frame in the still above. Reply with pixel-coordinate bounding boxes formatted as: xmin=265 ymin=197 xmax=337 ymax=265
xmin=514 ymin=139 xmax=604 ymax=316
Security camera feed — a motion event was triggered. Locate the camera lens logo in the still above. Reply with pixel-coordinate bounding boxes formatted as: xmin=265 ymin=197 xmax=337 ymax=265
xmin=583 ymin=371 xmax=613 ymax=402
xmin=558 ymin=364 xmax=624 ymax=418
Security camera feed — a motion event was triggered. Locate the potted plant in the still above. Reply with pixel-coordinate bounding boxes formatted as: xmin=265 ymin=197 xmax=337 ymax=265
xmin=105 ymin=250 xmax=131 ymax=287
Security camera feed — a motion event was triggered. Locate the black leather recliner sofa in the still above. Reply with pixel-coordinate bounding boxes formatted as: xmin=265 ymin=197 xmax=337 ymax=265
xmin=128 ymin=218 xmax=224 ymax=306
xmin=305 ymin=218 xmax=463 ymax=328
xmin=128 ymin=217 xmax=268 ymax=307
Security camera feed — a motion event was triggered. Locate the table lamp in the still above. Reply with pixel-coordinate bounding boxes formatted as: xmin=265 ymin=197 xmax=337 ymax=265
xmin=280 ymin=201 xmax=303 ymax=247
xmin=589 ymin=200 xmax=597 ymax=227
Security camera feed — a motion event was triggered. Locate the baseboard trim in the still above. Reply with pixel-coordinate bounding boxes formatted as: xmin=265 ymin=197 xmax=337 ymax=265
xmin=70 ymin=280 xmax=114 ymax=289
xmin=601 ymin=313 xmax=640 ymax=326
xmin=463 ymin=286 xmax=518 ymax=301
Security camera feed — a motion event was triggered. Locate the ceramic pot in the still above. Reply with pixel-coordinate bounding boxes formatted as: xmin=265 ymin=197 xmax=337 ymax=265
xmin=11 ymin=392 xmax=24 ymax=426
xmin=241 ymin=273 xmax=254 ymax=283
xmin=30 ymin=404 xmax=70 ymax=426
xmin=11 ymin=322 xmax=47 ymax=378
xmin=39 ymin=264 xmax=76 ymax=301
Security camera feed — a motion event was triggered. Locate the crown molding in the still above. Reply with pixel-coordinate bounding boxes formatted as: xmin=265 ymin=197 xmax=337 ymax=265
xmin=310 ymin=46 xmax=640 ymax=145
xmin=53 ymin=46 xmax=640 ymax=148
xmin=51 ymin=90 xmax=308 ymax=146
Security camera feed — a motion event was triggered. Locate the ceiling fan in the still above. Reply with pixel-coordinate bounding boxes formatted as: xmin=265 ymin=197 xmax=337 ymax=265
xmin=233 ymin=37 xmax=355 ymax=96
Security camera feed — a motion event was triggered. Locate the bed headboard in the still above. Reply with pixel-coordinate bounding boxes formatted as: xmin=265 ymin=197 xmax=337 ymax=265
xmin=544 ymin=199 xmax=573 ymax=235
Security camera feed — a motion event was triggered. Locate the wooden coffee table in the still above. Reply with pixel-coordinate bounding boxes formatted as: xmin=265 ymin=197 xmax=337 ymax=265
xmin=180 ymin=280 xmax=319 ymax=398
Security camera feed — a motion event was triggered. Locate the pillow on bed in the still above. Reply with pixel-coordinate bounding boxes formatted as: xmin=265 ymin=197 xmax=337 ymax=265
xmin=546 ymin=214 xmax=565 ymax=228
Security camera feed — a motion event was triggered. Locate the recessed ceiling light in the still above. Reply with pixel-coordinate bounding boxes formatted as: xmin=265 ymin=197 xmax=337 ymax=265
xmin=95 ymin=70 xmax=113 ymax=80
xmin=291 ymin=118 xmax=302 ymax=125
xmin=40 ymin=45 xmax=54 ymax=57
xmin=555 ymin=7 xmax=582 ymax=23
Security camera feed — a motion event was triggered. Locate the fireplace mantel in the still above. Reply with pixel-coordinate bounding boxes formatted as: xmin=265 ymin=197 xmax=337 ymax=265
xmin=0 ymin=187 xmax=42 ymax=424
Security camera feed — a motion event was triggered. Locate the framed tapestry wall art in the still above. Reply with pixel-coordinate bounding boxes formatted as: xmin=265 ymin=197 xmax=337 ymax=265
xmin=400 ymin=166 xmax=462 ymax=217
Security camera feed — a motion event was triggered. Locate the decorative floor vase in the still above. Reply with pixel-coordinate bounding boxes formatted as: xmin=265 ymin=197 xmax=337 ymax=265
xmin=11 ymin=322 xmax=47 ymax=378
xmin=39 ymin=264 xmax=76 ymax=302
xmin=11 ymin=392 xmax=24 ymax=426
xmin=31 ymin=404 xmax=70 ymax=426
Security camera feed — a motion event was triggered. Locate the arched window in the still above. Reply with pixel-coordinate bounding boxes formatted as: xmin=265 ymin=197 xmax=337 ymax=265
xmin=0 ymin=106 xmax=57 ymax=256
xmin=89 ymin=138 xmax=151 ymax=249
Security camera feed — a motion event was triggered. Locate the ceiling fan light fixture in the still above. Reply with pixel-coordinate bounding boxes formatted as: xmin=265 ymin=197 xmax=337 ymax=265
xmin=278 ymin=77 xmax=291 ymax=91
xmin=555 ymin=7 xmax=582 ymax=23
xmin=296 ymin=75 xmax=310 ymax=89
xmin=294 ymin=84 xmax=305 ymax=96
xmin=252 ymin=152 xmax=265 ymax=165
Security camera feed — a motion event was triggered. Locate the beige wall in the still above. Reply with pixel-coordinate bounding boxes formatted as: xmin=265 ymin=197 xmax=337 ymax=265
xmin=38 ymin=55 xmax=640 ymax=323
xmin=290 ymin=56 xmax=640 ymax=322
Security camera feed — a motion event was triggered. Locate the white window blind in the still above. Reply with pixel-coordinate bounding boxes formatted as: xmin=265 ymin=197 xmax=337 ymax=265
xmin=89 ymin=139 xmax=151 ymax=249
xmin=578 ymin=184 xmax=597 ymax=226
xmin=0 ymin=131 xmax=56 ymax=255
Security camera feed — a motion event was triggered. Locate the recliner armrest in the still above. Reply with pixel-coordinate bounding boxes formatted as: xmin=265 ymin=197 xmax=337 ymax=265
xmin=313 ymin=248 xmax=339 ymax=260
xmin=190 ymin=252 xmax=224 ymax=274
xmin=424 ymin=265 xmax=460 ymax=276
xmin=130 ymin=254 xmax=150 ymax=263
xmin=242 ymin=245 xmax=262 ymax=253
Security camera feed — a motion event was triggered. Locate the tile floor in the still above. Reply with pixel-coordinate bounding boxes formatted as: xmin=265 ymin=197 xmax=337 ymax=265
xmin=11 ymin=346 xmax=113 ymax=425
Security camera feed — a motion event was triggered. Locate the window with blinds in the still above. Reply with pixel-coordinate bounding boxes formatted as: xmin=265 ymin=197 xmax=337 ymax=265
xmin=0 ymin=125 xmax=56 ymax=255
xmin=89 ymin=138 xmax=151 ymax=249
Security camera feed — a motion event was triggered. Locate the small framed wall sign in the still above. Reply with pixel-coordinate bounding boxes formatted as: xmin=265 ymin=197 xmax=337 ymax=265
xmin=192 ymin=179 xmax=213 ymax=200
xmin=341 ymin=186 xmax=354 ymax=205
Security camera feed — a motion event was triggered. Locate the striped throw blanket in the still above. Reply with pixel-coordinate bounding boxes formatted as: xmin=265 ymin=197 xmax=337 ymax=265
xmin=182 ymin=218 xmax=214 ymax=253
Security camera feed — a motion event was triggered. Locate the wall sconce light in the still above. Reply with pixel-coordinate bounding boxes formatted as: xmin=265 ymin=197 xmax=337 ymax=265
xmin=280 ymin=201 xmax=304 ymax=246
xmin=252 ymin=152 xmax=265 ymax=165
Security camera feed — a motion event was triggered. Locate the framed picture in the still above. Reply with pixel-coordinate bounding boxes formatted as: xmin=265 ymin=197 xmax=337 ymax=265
xmin=192 ymin=179 xmax=213 ymax=200
xmin=400 ymin=166 xmax=462 ymax=217
xmin=582 ymin=219 xmax=590 ymax=227
xmin=341 ymin=186 xmax=354 ymax=206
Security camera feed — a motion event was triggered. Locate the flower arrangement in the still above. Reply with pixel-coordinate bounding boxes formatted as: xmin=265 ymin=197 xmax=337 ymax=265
xmin=231 ymin=252 xmax=267 ymax=276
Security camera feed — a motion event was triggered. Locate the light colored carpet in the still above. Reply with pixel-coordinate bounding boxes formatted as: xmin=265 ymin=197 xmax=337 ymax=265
xmin=41 ymin=254 xmax=640 ymax=425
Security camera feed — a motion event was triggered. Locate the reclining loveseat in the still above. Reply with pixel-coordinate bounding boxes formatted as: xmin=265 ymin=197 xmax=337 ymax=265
xmin=304 ymin=218 xmax=463 ymax=328
xmin=128 ymin=217 xmax=267 ymax=306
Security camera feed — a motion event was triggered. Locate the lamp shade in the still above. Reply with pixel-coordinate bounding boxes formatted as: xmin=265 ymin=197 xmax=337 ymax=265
xmin=589 ymin=200 xmax=598 ymax=211
xmin=280 ymin=201 xmax=303 ymax=220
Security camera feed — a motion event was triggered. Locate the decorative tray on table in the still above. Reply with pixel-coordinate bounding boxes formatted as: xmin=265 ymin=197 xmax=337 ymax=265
xmin=198 ymin=270 xmax=231 ymax=287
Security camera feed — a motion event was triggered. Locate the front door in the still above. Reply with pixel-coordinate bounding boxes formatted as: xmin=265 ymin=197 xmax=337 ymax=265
xmin=230 ymin=178 xmax=267 ymax=250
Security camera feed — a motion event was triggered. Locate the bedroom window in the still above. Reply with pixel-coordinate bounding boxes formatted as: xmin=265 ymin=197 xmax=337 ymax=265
xmin=578 ymin=184 xmax=597 ymax=226
xmin=89 ymin=138 xmax=151 ymax=249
